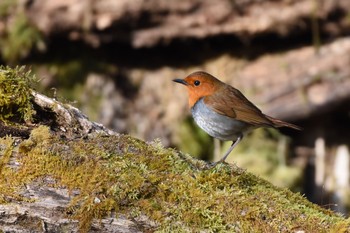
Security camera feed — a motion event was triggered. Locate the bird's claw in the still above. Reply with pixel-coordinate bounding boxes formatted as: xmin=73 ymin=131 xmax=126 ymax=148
xmin=202 ymin=160 xmax=226 ymax=170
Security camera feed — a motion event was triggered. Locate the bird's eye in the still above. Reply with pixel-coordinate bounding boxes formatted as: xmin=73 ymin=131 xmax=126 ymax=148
xmin=194 ymin=80 xmax=200 ymax=86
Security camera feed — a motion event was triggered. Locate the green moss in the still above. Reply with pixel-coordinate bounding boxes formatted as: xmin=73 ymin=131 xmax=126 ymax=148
xmin=0 ymin=136 xmax=28 ymax=203
xmin=0 ymin=66 xmax=36 ymax=123
xmin=0 ymin=136 xmax=14 ymax=203
xmin=0 ymin=125 xmax=348 ymax=232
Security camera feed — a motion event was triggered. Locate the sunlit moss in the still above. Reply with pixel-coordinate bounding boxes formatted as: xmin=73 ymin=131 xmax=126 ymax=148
xmin=0 ymin=136 xmax=31 ymax=203
xmin=0 ymin=125 xmax=347 ymax=232
xmin=0 ymin=136 xmax=15 ymax=203
xmin=0 ymin=66 xmax=36 ymax=123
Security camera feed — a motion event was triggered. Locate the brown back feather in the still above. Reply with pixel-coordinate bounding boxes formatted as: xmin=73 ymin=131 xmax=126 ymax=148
xmin=204 ymin=85 xmax=274 ymax=127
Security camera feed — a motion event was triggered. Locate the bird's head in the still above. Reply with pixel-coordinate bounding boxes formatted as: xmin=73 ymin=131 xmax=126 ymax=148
xmin=173 ymin=71 xmax=224 ymax=108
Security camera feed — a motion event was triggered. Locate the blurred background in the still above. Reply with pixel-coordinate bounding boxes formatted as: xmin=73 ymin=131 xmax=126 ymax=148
xmin=1 ymin=0 xmax=350 ymax=215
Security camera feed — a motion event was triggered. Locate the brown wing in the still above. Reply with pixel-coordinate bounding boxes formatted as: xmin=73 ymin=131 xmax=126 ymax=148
xmin=204 ymin=85 xmax=274 ymax=127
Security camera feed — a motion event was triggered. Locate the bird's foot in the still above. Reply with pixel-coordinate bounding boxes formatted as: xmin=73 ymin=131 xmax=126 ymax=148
xmin=202 ymin=160 xmax=227 ymax=170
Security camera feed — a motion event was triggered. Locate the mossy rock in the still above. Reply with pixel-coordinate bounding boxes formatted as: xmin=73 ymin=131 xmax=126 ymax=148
xmin=1 ymin=126 xmax=350 ymax=232
xmin=0 ymin=66 xmax=349 ymax=232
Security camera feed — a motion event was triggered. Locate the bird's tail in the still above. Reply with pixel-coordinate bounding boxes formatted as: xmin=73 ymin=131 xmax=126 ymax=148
xmin=265 ymin=115 xmax=302 ymax=130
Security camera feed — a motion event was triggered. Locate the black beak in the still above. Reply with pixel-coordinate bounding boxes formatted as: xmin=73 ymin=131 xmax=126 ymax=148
xmin=173 ymin=79 xmax=188 ymax=86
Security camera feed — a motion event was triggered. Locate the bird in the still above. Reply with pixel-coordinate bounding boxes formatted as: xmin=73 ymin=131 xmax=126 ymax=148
xmin=173 ymin=71 xmax=301 ymax=168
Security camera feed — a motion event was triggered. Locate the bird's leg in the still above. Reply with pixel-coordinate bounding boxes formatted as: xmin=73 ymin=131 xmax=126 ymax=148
xmin=206 ymin=135 xmax=243 ymax=169
xmin=218 ymin=135 xmax=243 ymax=163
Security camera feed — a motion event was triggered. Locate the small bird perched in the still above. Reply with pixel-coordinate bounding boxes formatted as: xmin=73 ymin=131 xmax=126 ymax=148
xmin=173 ymin=71 xmax=301 ymax=168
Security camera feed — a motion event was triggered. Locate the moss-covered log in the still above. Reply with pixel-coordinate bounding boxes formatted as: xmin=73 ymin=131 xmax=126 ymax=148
xmin=0 ymin=66 xmax=349 ymax=232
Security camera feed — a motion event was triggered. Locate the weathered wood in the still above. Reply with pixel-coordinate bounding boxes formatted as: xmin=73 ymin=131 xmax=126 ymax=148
xmin=0 ymin=184 xmax=143 ymax=233
xmin=31 ymin=91 xmax=115 ymax=137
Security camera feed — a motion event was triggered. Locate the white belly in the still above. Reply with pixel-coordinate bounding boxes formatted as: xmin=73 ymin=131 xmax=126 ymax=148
xmin=191 ymin=98 xmax=251 ymax=141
